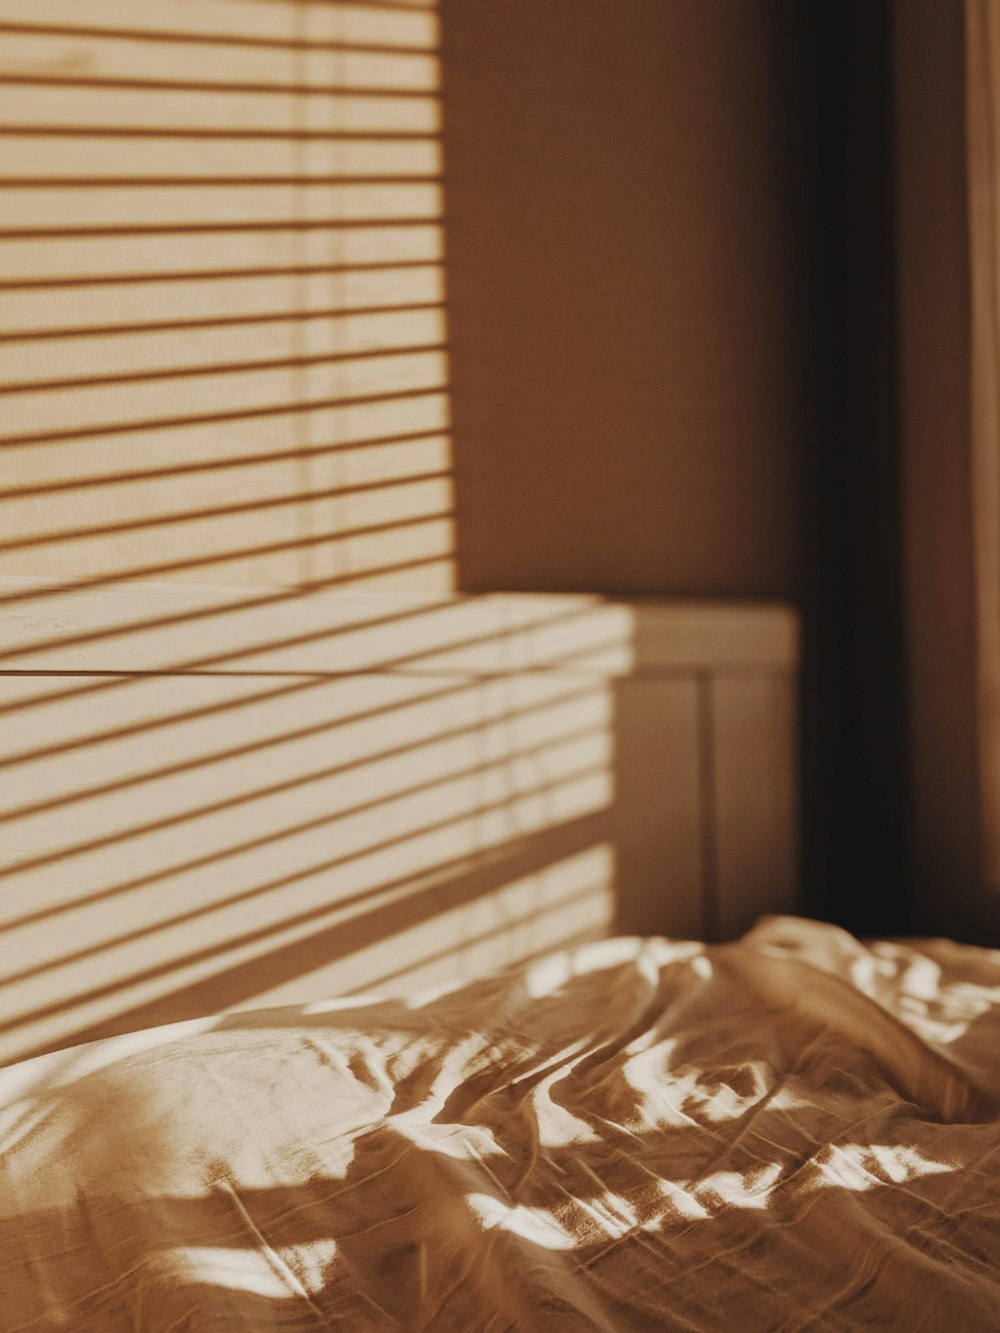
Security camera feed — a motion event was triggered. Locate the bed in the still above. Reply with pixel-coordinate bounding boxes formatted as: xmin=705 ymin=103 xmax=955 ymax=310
xmin=1 ymin=914 xmax=998 ymax=1330
xmin=5 ymin=5 xmax=994 ymax=1323
xmin=0 ymin=586 xmax=798 ymax=1065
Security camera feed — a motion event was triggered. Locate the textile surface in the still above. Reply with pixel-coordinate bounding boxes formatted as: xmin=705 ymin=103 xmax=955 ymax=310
xmin=0 ymin=916 xmax=998 ymax=1329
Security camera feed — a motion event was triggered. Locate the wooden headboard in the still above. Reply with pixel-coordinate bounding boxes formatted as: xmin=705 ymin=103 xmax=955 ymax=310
xmin=0 ymin=580 xmax=797 ymax=1065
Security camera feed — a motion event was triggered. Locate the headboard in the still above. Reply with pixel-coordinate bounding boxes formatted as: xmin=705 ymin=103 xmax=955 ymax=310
xmin=0 ymin=580 xmax=797 ymax=1065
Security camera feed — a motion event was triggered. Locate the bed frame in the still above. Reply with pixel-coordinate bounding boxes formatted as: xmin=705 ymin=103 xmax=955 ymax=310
xmin=0 ymin=580 xmax=797 ymax=1065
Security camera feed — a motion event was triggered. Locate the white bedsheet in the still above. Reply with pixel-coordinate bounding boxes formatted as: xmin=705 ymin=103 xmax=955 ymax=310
xmin=0 ymin=916 xmax=998 ymax=1329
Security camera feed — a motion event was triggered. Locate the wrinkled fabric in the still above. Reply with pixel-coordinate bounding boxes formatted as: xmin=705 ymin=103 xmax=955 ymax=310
xmin=0 ymin=916 xmax=998 ymax=1330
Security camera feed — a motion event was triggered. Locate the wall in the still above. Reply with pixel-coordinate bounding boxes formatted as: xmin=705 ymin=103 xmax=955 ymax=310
xmin=1 ymin=0 xmax=806 ymax=600
xmin=0 ymin=0 xmax=803 ymax=1058
xmin=896 ymin=0 xmax=1000 ymax=943
xmin=440 ymin=0 xmax=805 ymax=597
xmin=1 ymin=0 xmax=456 ymax=595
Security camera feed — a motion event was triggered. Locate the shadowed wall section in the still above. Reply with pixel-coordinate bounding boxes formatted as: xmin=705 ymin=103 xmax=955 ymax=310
xmin=440 ymin=0 xmax=805 ymax=597
xmin=0 ymin=0 xmax=800 ymax=1063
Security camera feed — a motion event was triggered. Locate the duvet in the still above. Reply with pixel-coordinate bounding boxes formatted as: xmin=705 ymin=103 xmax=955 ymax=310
xmin=0 ymin=916 xmax=998 ymax=1330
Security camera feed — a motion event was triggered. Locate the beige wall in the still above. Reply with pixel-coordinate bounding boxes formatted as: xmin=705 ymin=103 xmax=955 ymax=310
xmin=1 ymin=0 xmax=804 ymax=600
xmin=441 ymin=0 xmax=805 ymax=597
xmin=1 ymin=0 xmax=455 ymax=595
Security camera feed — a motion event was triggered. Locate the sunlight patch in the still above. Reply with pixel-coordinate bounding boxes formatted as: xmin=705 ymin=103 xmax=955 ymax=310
xmin=465 ymin=1192 xmax=578 ymax=1250
xmin=169 ymin=1245 xmax=312 ymax=1299
xmin=813 ymin=1143 xmax=954 ymax=1193
xmin=694 ymin=1160 xmax=784 ymax=1211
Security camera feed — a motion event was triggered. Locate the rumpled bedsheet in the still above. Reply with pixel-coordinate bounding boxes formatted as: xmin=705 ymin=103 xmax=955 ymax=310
xmin=0 ymin=916 xmax=998 ymax=1330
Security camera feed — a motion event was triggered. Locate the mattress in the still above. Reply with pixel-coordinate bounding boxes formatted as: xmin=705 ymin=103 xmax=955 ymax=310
xmin=0 ymin=915 xmax=998 ymax=1330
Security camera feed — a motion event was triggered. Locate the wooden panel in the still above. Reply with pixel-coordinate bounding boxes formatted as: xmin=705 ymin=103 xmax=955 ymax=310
xmin=0 ymin=577 xmax=798 ymax=1066
xmin=0 ymin=666 xmax=617 ymax=1061
xmin=611 ymin=677 xmax=703 ymax=937
xmin=712 ymin=674 xmax=798 ymax=937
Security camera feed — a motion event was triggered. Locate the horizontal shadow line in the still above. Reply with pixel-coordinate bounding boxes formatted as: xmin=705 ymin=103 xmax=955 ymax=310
xmin=0 ymin=809 xmax=610 ymax=1050
xmin=0 ymin=553 xmax=451 ymax=647
xmin=0 ymin=470 xmax=451 ymax=554
xmin=0 ymin=175 xmax=442 ymax=188
xmin=0 ymin=599 xmax=602 ymax=739
xmin=0 ymin=597 xmax=602 ymax=762
xmin=0 ymin=592 xmax=462 ymax=729
xmin=0 ymin=426 xmax=450 ymax=498
xmin=4 ymin=340 xmax=447 ymax=394
xmin=0 ymin=568 xmax=462 ymax=684
xmin=0 ymin=664 xmax=784 ymax=684
xmin=0 ymin=604 xmax=614 ymax=744
xmin=0 ymin=216 xmax=441 ymax=239
xmin=0 ymin=74 xmax=438 ymax=97
xmin=235 ymin=0 xmax=439 ymax=9
xmin=0 ymin=509 xmax=454 ymax=624
xmin=0 ymin=126 xmax=439 ymax=141
xmin=0 ymin=751 xmax=607 ymax=991
xmin=3 ymin=301 xmax=443 ymax=344
xmin=231 ymin=0 xmax=440 ymax=11
xmin=0 ymin=21 xmax=438 ymax=57
xmin=0 ymin=671 xmax=601 ymax=839
xmin=0 ymin=260 xmax=439 ymax=291
xmin=0 ymin=384 xmax=448 ymax=447
xmin=359 ymin=913 xmax=602 ymax=996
